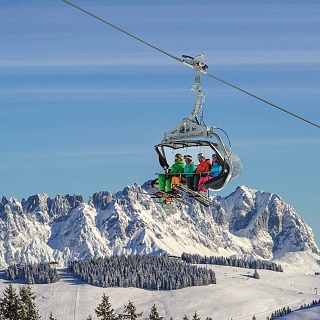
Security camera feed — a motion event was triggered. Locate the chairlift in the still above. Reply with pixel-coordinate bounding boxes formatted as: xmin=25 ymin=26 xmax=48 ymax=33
xmin=154 ymin=54 xmax=242 ymax=193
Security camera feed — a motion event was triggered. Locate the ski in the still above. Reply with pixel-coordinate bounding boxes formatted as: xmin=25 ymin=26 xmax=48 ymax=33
xmin=151 ymin=193 xmax=189 ymax=206
xmin=147 ymin=185 xmax=189 ymax=206
xmin=172 ymin=184 xmax=212 ymax=207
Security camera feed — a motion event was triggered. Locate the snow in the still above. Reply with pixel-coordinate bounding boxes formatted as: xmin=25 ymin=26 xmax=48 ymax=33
xmin=280 ymin=307 xmax=320 ymax=320
xmin=1 ymin=260 xmax=320 ymax=320
xmin=1 ymin=184 xmax=320 ymax=318
xmin=0 ymin=184 xmax=319 ymax=268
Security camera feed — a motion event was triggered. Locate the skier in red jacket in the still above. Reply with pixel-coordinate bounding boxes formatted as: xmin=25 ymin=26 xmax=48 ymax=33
xmin=194 ymin=153 xmax=211 ymax=191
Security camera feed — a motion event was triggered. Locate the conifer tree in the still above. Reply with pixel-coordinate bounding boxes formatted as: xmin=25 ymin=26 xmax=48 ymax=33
xmin=253 ymin=269 xmax=260 ymax=279
xmin=183 ymin=316 xmax=189 ymax=320
xmin=49 ymin=311 xmax=57 ymax=320
xmin=19 ymin=285 xmax=40 ymax=320
xmin=0 ymin=284 xmax=22 ymax=320
xmin=121 ymin=301 xmax=143 ymax=319
xmin=146 ymin=304 xmax=163 ymax=320
xmin=95 ymin=294 xmax=117 ymax=320
xmin=192 ymin=311 xmax=201 ymax=320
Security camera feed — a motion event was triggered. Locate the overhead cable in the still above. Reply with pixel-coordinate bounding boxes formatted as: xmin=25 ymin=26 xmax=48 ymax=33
xmin=63 ymin=0 xmax=320 ymax=130
xmin=204 ymin=71 xmax=320 ymax=129
xmin=62 ymin=0 xmax=183 ymax=63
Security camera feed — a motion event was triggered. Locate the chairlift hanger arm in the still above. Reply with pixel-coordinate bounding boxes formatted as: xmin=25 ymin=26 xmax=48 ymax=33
xmin=62 ymin=0 xmax=320 ymax=130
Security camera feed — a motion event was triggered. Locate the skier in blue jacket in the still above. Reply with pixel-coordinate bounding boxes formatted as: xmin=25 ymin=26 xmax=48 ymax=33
xmin=210 ymin=154 xmax=222 ymax=177
xmin=198 ymin=153 xmax=222 ymax=192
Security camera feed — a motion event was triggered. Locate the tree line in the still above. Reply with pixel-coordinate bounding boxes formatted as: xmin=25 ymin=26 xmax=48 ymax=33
xmin=6 ymin=263 xmax=60 ymax=285
xmin=181 ymin=253 xmax=283 ymax=272
xmin=265 ymin=306 xmax=292 ymax=320
xmin=264 ymin=298 xmax=320 ymax=320
xmin=67 ymin=255 xmax=216 ymax=290
xmin=300 ymin=298 xmax=320 ymax=309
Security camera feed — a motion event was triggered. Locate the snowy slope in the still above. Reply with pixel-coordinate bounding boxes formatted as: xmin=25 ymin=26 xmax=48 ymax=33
xmin=1 ymin=260 xmax=319 ymax=320
xmin=0 ymin=183 xmax=319 ymax=271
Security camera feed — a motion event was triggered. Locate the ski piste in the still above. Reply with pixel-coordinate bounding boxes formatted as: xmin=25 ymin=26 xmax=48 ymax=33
xmin=172 ymin=184 xmax=212 ymax=207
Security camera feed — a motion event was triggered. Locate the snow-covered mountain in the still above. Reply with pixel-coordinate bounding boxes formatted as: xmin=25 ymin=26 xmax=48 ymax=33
xmin=0 ymin=184 xmax=318 ymax=270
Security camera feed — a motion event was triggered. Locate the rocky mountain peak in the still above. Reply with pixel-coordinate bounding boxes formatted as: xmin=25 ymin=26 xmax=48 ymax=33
xmin=0 ymin=183 xmax=318 ymax=270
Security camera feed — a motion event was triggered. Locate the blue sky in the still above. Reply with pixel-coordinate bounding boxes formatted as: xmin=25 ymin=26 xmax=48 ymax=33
xmin=1 ymin=1 xmax=320 ymax=243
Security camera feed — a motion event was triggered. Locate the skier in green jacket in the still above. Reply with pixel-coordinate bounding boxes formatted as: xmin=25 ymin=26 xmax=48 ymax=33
xmin=157 ymin=153 xmax=185 ymax=193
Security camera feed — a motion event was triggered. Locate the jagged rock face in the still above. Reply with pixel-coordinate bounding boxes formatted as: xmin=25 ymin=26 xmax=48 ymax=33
xmin=22 ymin=194 xmax=51 ymax=224
xmin=48 ymin=195 xmax=73 ymax=220
xmin=0 ymin=184 xmax=318 ymax=267
xmin=90 ymin=191 xmax=114 ymax=211
xmin=218 ymin=186 xmax=319 ymax=259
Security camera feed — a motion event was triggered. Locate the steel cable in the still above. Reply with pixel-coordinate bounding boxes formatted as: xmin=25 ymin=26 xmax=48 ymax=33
xmin=204 ymin=71 xmax=320 ymax=129
xmin=63 ymin=0 xmax=320 ymax=130
xmin=62 ymin=0 xmax=183 ymax=63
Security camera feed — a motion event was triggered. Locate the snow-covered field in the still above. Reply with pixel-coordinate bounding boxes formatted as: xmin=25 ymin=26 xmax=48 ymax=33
xmin=1 ymin=260 xmax=320 ymax=320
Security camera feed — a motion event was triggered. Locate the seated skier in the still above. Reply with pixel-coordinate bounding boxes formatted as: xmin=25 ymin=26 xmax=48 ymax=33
xmin=156 ymin=153 xmax=185 ymax=195
xmin=194 ymin=153 xmax=211 ymax=191
xmin=183 ymin=155 xmax=195 ymax=190
xmin=198 ymin=153 xmax=222 ymax=193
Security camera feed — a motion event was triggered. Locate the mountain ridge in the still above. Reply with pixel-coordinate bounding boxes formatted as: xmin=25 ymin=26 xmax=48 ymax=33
xmin=0 ymin=183 xmax=318 ymax=271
